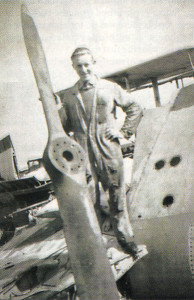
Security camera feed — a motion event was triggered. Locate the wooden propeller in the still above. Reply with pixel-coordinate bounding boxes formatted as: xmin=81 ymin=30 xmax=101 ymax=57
xmin=21 ymin=4 xmax=119 ymax=299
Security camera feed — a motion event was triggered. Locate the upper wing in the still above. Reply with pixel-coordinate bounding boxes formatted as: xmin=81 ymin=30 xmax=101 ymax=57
xmin=104 ymin=48 xmax=194 ymax=90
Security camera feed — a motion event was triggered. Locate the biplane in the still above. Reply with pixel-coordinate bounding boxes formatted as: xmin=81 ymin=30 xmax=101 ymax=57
xmin=0 ymin=135 xmax=52 ymax=242
xmin=104 ymin=47 xmax=194 ymax=299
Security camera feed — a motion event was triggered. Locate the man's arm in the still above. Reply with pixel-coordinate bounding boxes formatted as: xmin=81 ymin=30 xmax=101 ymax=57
xmin=113 ymin=83 xmax=143 ymax=139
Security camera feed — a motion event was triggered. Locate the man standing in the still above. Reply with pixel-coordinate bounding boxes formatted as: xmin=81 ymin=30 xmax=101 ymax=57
xmin=57 ymin=47 xmax=142 ymax=257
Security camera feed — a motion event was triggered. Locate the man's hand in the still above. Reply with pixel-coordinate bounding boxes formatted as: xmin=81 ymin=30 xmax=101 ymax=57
xmin=105 ymin=128 xmax=123 ymax=141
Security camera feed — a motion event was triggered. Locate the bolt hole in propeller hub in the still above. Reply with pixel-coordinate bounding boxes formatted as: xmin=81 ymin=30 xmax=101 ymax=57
xmin=49 ymin=137 xmax=85 ymax=174
xmin=63 ymin=151 xmax=74 ymax=161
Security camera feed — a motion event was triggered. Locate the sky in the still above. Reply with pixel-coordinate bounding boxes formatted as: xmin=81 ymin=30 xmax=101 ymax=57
xmin=0 ymin=0 xmax=193 ymax=168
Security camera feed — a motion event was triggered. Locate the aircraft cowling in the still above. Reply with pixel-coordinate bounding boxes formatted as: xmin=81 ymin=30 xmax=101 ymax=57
xmin=127 ymin=83 xmax=194 ymax=299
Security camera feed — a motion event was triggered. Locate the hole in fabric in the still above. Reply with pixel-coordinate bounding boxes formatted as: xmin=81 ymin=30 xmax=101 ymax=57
xmin=63 ymin=151 xmax=73 ymax=161
xmin=170 ymin=155 xmax=181 ymax=167
xmin=155 ymin=160 xmax=166 ymax=170
xmin=163 ymin=195 xmax=174 ymax=207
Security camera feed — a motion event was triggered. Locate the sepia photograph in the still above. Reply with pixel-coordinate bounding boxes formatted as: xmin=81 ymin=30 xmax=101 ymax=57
xmin=0 ymin=0 xmax=193 ymax=299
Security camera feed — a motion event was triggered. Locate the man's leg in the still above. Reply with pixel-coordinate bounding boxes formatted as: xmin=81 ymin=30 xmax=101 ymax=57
xmin=93 ymin=182 xmax=104 ymax=228
xmin=87 ymin=164 xmax=104 ymax=229
xmin=109 ymin=184 xmax=138 ymax=258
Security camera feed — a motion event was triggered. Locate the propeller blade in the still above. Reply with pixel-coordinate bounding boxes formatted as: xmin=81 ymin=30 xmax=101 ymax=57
xmin=21 ymin=4 xmax=119 ymax=299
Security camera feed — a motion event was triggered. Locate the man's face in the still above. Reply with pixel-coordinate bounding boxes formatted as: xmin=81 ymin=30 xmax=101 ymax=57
xmin=72 ymin=54 xmax=95 ymax=82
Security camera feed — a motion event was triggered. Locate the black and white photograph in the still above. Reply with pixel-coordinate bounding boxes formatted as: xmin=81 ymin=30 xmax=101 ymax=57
xmin=0 ymin=0 xmax=193 ymax=299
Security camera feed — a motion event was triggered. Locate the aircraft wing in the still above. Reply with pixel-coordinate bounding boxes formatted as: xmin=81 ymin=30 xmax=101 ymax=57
xmin=104 ymin=48 xmax=194 ymax=90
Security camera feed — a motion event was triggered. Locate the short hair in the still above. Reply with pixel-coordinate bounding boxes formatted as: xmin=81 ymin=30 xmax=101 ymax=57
xmin=71 ymin=47 xmax=95 ymax=62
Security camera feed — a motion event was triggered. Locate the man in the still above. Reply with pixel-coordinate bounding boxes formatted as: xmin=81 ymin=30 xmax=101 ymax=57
xmin=57 ymin=47 xmax=142 ymax=257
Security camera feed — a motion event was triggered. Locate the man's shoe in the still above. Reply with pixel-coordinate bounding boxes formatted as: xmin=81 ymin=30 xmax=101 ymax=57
xmin=120 ymin=241 xmax=139 ymax=259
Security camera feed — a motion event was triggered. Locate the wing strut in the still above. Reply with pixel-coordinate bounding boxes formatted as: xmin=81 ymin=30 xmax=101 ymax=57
xmin=188 ymin=52 xmax=194 ymax=70
xmin=151 ymin=77 xmax=161 ymax=107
